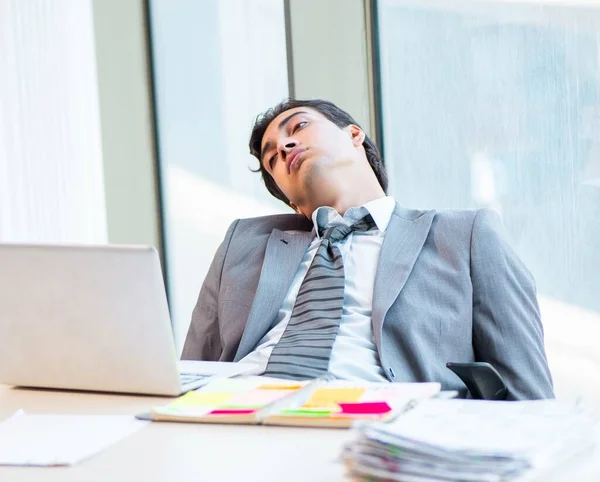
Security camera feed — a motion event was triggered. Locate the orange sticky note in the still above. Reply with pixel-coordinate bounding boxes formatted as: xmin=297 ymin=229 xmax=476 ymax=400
xmin=258 ymin=383 xmax=304 ymax=390
xmin=303 ymin=388 xmax=365 ymax=408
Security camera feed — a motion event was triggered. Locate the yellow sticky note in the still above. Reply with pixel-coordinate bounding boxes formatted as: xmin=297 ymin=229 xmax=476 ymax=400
xmin=303 ymin=388 xmax=365 ymax=408
xmin=258 ymin=383 xmax=304 ymax=390
xmin=170 ymin=391 xmax=233 ymax=407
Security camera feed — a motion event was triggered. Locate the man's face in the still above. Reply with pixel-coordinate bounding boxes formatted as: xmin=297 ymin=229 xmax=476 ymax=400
xmin=259 ymin=107 xmax=364 ymax=213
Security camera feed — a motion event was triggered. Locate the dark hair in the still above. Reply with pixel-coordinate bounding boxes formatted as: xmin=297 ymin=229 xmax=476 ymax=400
xmin=249 ymin=98 xmax=388 ymax=207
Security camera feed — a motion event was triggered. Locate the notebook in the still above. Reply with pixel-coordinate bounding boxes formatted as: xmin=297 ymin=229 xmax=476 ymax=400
xmin=140 ymin=377 xmax=442 ymax=428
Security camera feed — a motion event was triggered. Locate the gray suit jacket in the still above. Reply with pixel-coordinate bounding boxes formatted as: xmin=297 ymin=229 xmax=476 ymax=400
xmin=182 ymin=204 xmax=554 ymax=400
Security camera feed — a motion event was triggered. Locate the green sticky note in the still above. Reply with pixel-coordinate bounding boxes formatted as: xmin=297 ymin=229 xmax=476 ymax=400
xmin=280 ymin=409 xmax=333 ymax=417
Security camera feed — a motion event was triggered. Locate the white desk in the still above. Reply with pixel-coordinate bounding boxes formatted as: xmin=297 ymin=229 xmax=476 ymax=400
xmin=0 ymin=385 xmax=347 ymax=481
xmin=1 ymin=384 xmax=600 ymax=482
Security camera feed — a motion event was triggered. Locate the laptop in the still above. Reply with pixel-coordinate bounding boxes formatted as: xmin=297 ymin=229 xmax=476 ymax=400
xmin=0 ymin=243 xmax=255 ymax=396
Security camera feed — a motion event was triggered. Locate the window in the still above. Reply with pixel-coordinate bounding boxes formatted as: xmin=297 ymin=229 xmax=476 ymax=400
xmin=148 ymin=0 xmax=289 ymax=349
xmin=0 ymin=0 xmax=106 ymax=243
xmin=376 ymin=0 xmax=600 ymax=401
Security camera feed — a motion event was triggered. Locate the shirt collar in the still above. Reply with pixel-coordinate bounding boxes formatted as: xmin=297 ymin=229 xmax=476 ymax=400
xmin=311 ymin=196 xmax=396 ymax=239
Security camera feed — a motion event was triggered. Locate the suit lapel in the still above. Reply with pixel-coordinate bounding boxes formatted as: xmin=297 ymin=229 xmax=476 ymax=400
xmin=234 ymin=228 xmax=313 ymax=361
xmin=372 ymin=206 xmax=436 ymax=349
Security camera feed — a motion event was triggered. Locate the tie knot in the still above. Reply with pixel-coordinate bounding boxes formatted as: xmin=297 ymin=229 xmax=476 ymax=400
xmin=320 ymin=215 xmax=376 ymax=243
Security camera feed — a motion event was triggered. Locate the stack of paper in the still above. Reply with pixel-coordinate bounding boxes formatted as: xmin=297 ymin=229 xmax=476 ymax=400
xmin=342 ymin=399 xmax=598 ymax=481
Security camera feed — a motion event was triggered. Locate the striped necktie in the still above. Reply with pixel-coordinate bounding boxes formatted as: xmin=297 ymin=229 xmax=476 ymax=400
xmin=262 ymin=214 xmax=376 ymax=380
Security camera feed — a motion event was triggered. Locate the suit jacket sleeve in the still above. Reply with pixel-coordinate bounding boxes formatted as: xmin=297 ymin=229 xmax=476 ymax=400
xmin=470 ymin=209 xmax=554 ymax=400
xmin=181 ymin=220 xmax=239 ymax=361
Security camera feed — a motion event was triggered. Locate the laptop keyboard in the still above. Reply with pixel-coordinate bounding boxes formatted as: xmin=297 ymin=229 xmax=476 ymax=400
xmin=179 ymin=372 xmax=212 ymax=385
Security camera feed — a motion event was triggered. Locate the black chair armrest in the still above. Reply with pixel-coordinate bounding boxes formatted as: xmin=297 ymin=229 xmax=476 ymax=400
xmin=446 ymin=362 xmax=508 ymax=400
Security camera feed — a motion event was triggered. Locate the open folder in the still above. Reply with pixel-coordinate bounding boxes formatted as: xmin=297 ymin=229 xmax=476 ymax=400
xmin=142 ymin=377 xmax=441 ymax=428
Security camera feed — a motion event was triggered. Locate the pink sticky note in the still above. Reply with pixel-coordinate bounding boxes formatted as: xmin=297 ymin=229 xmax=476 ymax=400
xmin=208 ymin=409 xmax=256 ymax=415
xmin=338 ymin=402 xmax=392 ymax=415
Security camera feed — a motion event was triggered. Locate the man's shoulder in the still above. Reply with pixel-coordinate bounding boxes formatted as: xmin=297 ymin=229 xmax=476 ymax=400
xmin=433 ymin=207 xmax=482 ymax=224
xmin=394 ymin=205 xmax=502 ymax=240
xmin=394 ymin=203 xmax=484 ymax=226
xmin=234 ymin=213 xmax=313 ymax=234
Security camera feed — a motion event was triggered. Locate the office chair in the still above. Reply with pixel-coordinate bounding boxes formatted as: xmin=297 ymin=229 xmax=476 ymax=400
xmin=446 ymin=362 xmax=508 ymax=400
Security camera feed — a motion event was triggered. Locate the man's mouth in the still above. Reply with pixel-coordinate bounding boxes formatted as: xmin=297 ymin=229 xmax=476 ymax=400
xmin=287 ymin=147 xmax=307 ymax=174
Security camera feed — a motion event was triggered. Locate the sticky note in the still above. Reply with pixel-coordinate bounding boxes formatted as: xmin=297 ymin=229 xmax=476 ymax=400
xmin=303 ymin=388 xmax=365 ymax=408
xmin=279 ymin=409 xmax=332 ymax=418
xmin=170 ymin=391 xmax=232 ymax=407
xmin=226 ymin=389 xmax=292 ymax=407
xmin=338 ymin=402 xmax=392 ymax=415
xmin=359 ymin=389 xmax=412 ymax=402
xmin=208 ymin=409 xmax=256 ymax=416
xmin=258 ymin=383 xmax=304 ymax=390
xmin=285 ymin=406 xmax=336 ymax=414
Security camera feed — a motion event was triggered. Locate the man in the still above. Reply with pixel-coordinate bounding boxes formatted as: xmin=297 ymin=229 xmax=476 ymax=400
xmin=182 ymin=98 xmax=554 ymax=400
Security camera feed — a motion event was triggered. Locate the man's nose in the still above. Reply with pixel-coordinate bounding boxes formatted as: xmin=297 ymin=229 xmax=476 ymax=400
xmin=278 ymin=139 xmax=298 ymax=160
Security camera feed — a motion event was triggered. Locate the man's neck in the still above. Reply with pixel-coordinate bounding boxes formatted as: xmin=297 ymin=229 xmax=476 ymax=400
xmin=295 ymin=166 xmax=387 ymax=219
xmin=326 ymin=192 xmax=387 ymax=217
xmin=301 ymin=187 xmax=386 ymax=218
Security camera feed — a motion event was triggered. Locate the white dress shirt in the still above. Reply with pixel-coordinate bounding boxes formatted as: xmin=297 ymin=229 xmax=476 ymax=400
xmin=239 ymin=196 xmax=396 ymax=381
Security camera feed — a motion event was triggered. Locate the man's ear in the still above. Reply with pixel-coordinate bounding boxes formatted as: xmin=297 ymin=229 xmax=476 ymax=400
xmin=347 ymin=124 xmax=366 ymax=147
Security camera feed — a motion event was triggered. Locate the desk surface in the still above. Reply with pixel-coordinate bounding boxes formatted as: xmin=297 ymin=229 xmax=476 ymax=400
xmin=0 ymin=385 xmax=347 ymax=482
xmin=1 ymin=384 xmax=599 ymax=482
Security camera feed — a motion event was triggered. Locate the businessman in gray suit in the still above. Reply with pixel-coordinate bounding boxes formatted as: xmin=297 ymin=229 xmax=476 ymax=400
xmin=182 ymin=98 xmax=554 ymax=400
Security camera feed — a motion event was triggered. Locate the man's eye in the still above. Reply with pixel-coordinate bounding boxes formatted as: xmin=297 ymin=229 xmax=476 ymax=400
xmin=293 ymin=121 xmax=308 ymax=132
xmin=269 ymin=154 xmax=277 ymax=168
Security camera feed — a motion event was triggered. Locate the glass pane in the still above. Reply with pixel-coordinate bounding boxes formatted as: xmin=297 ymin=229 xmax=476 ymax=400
xmin=0 ymin=0 xmax=106 ymax=243
xmin=148 ymin=0 xmax=288 ymax=349
xmin=377 ymin=0 xmax=600 ymax=402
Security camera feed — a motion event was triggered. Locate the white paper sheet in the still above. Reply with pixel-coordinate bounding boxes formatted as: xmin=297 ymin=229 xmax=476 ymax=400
xmin=0 ymin=410 xmax=148 ymax=466
xmin=372 ymin=399 xmax=594 ymax=459
xmin=344 ymin=399 xmax=599 ymax=482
